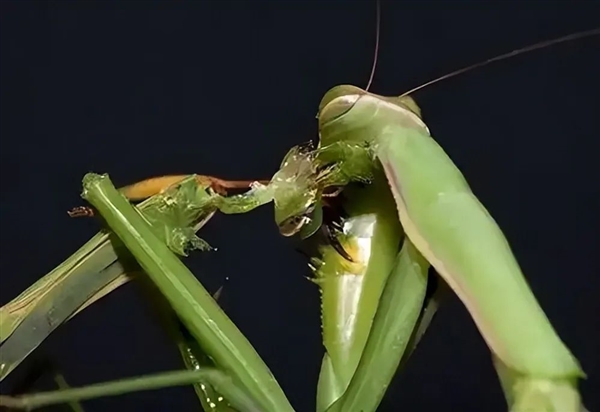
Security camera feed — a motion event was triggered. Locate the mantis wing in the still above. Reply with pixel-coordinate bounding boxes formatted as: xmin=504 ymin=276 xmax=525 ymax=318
xmin=373 ymin=99 xmax=584 ymax=409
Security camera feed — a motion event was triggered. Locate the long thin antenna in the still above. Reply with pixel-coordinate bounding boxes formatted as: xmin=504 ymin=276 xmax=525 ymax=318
xmin=365 ymin=0 xmax=381 ymax=92
xmin=400 ymin=28 xmax=600 ymax=97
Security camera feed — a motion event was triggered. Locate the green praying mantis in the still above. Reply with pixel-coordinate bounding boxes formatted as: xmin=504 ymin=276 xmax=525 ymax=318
xmin=1 ymin=8 xmax=598 ymax=411
xmin=214 ymin=26 xmax=598 ymax=411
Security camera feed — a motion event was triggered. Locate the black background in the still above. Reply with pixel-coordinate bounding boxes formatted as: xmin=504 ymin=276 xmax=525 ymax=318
xmin=1 ymin=1 xmax=599 ymax=411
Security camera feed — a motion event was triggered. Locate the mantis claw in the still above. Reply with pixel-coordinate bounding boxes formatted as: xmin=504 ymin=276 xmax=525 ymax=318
xmin=322 ymin=223 xmax=355 ymax=263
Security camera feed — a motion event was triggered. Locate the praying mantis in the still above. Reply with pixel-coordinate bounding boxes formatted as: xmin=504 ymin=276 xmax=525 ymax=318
xmin=0 ymin=3 xmax=596 ymax=412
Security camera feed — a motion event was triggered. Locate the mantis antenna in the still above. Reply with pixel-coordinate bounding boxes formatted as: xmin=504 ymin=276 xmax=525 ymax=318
xmin=362 ymin=2 xmax=599 ymax=96
xmin=400 ymin=27 xmax=600 ymax=97
xmin=364 ymin=0 xmax=380 ymax=92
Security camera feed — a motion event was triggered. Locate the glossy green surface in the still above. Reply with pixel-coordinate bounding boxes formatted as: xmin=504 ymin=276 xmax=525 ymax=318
xmin=317 ymin=85 xmax=583 ymax=409
xmin=82 ymin=173 xmax=293 ymax=412
xmin=310 ymin=89 xmax=432 ymax=412
xmin=313 ymin=173 xmax=403 ymax=412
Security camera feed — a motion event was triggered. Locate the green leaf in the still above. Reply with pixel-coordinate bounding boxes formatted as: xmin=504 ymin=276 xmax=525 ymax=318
xmin=81 ymin=173 xmax=293 ymax=412
xmin=0 ymin=178 xmax=216 ymax=382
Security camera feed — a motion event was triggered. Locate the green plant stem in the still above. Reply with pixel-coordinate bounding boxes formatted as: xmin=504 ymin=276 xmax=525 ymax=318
xmin=0 ymin=369 xmax=258 ymax=411
xmin=52 ymin=372 xmax=85 ymax=412
xmin=0 ymin=180 xmax=214 ymax=382
xmin=138 ymin=278 xmax=235 ymax=411
xmin=81 ymin=173 xmax=293 ymax=412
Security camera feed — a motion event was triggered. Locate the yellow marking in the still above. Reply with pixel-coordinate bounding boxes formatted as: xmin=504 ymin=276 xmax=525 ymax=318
xmin=119 ymin=175 xmax=213 ymax=201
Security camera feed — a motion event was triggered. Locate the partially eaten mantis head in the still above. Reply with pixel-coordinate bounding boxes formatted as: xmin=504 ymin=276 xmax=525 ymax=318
xmin=269 ymin=142 xmax=322 ymax=237
xmin=269 ymin=87 xmax=424 ymax=239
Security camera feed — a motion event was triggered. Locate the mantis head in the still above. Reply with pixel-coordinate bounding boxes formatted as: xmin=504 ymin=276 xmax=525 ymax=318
xmin=318 ymin=85 xmax=423 ymax=126
xmin=271 ymin=143 xmax=323 ymax=237
xmin=273 ymin=88 xmax=423 ymax=239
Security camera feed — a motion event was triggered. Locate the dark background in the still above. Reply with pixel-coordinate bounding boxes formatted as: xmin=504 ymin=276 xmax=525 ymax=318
xmin=1 ymin=1 xmax=599 ymax=411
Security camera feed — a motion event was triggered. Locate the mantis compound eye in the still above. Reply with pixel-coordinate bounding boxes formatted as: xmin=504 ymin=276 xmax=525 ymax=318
xmin=277 ymin=196 xmax=320 ymax=237
xmin=298 ymin=201 xmax=323 ymax=240
xmin=279 ymin=214 xmax=311 ymax=237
